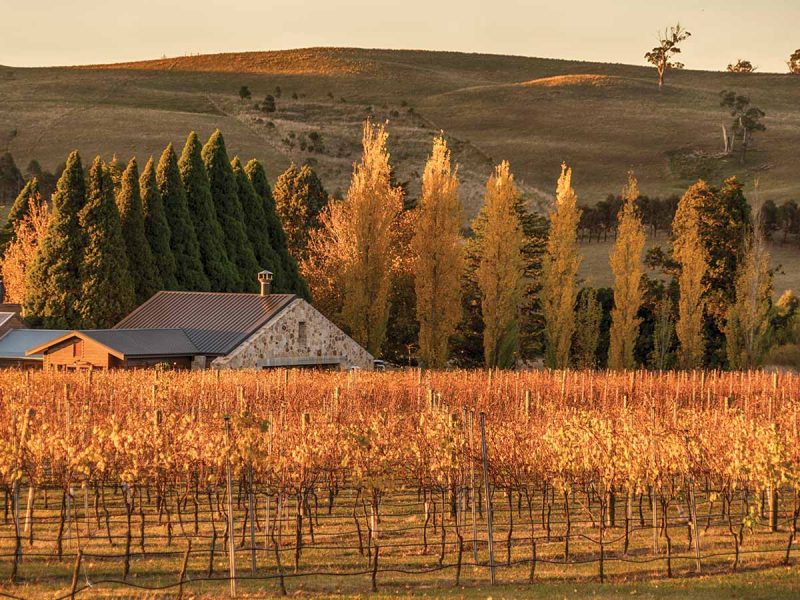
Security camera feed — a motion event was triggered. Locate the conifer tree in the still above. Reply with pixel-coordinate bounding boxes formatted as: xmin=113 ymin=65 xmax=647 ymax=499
xmin=650 ymin=297 xmax=675 ymax=370
xmin=673 ymin=181 xmax=711 ymax=368
xmin=140 ymin=157 xmax=178 ymax=290
xmin=475 ymin=161 xmax=525 ymax=368
xmin=1 ymin=177 xmax=40 ymax=252
xmin=245 ymin=158 xmax=309 ymax=297
xmin=24 ymin=151 xmax=86 ymax=328
xmin=306 ymin=120 xmax=403 ymax=355
xmin=608 ymin=172 xmax=646 ymax=370
xmin=117 ymin=158 xmax=161 ymax=303
xmin=573 ymin=288 xmax=602 ymax=368
xmin=273 ymin=162 xmax=328 ymax=261
xmin=78 ymin=158 xmax=136 ymax=328
xmin=541 ymin=164 xmax=582 ymax=368
xmin=178 ymin=132 xmax=238 ymax=291
xmin=201 ymin=130 xmax=259 ymax=291
xmin=157 ymin=144 xmax=209 ymax=291
xmin=231 ymin=156 xmax=285 ymax=287
xmin=725 ymin=222 xmax=772 ymax=369
xmin=413 ymin=136 xmax=464 ymax=368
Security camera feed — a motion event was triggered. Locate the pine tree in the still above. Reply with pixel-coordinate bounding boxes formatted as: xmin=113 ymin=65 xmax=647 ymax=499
xmin=475 ymin=161 xmax=525 ymax=369
xmin=78 ymin=157 xmax=136 ymax=328
xmin=178 ymin=132 xmax=238 ymax=292
xmin=573 ymin=288 xmax=602 ymax=368
xmin=1 ymin=177 xmax=40 ymax=252
xmin=24 ymin=151 xmax=86 ymax=328
xmin=306 ymin=120 xmax=403 ymax=355
xmin=413 ymin=136 xmax=464 ymax=368
xmin=673 ymin=181 xmax=711 ymax=369
xmin=201 ymin=130 xmax=259 ymax=291
xmin=231 ymin=156 xmax=285 ymax=287
xmin=157 ymin=144 xmax=209 ymax=291
xmin=725 ymin=222 xmax=772 ymax=369
xmin=273 ymin=162 xmax=328 ymax=261
xmin=117 ymin=158 xmax=161 ymax=304
xmin=245 ymin=158 xmax=309 ymax=297
xmin=541 ymin=164 xmax=582 ymax=368
xmin=140 ymin=157 xmax=178 ymax=290
xmin=608 ymin=171 xmax=646 ymax=370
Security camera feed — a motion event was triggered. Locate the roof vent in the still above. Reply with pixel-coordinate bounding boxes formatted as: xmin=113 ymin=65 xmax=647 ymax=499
xmin=257 ymin=270 xmax=274 ymax=296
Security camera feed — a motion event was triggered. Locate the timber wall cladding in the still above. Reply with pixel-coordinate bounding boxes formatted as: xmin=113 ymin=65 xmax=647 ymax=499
xmin=44 ymin=338 xmax=114 ymax=369
xmin=213 ymin=300 xmax=373 ymax=369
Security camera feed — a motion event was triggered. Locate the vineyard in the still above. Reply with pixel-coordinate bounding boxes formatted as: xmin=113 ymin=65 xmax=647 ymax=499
xmin=0 ymin=368 xmax=799 ymax=597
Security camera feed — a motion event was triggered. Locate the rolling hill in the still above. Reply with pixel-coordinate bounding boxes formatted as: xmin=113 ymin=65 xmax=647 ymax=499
xmin=1 ymin=47 xmax=799 ymax=220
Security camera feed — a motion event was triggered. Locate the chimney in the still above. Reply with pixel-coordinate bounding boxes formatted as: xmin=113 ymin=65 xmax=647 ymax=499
xmin=257 ymin=270 xmax=274 ymax=296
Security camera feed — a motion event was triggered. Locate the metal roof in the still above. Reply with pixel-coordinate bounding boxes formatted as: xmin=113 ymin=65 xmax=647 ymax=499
xmin=0 ymin=313 xmax=15 ymax=328
xmin=114 ymin=291 xmax=297 ymax=355
xmin=0 ymin=329 xmax=69 ymax=360
xmin=25 ymin=329 xmax=199 ymax=359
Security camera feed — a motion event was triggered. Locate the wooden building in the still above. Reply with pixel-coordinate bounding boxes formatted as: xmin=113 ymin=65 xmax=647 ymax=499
xmin=0 ymin=329 xmax=69 ymax=368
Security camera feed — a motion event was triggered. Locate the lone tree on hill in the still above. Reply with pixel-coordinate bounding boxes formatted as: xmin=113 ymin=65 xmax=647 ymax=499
xmin=238 ymin=85 xmax=252 ymax=100
xmin=644 ymin=23 xmax=691 ymax=90
xmin=719 ymin=90 xmax=766 ymax=162
xmin=727 ymin=59 xmax=756 ymax=73
xmin=24 ymin=151 xmax=86 ymax=328
xmin=788 ymin=49 xmax=800 ymax=74
xmin=140 ymin=157 xmax=178 ymax=290
xmin=262 ymin=94 xmax=276 ymax=113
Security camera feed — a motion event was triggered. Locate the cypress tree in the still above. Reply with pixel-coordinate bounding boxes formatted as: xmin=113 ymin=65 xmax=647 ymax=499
xmin=157 ymin=144 xmax=209 ymax=291
xmin=231 ymin=156 xmax=285 ymax=287
xmin=117 ymin=158 xmax=161 ymax=303
xmin=273 ymin=162 xmax=328 ymax=261
xmin=201 ymin=130 xmax=259 ymax=291
xmin=78 ymin=157 xmax=136 ymax=328
xmin=179 ymin=132 xmax=238 ymax=292
xmin=245 ymin=159 xmax=309 ymax=297
xmin=24 ymin=151 xmax=86 ymax=328
xmin=140 ymin=157 xmax=178 ymax=290
xmin=1 ymin=177 xmax=40 ymax=252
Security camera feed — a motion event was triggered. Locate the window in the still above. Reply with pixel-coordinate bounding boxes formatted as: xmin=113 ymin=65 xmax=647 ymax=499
xmin=298 ymin=321 xmax=307 ymax=346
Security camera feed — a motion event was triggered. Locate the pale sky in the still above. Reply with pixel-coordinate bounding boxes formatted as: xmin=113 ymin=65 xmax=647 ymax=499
xmin=3 ymin=1 xmax=798 ymax=72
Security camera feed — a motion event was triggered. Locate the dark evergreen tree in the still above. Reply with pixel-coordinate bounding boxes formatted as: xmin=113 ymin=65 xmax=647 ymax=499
xmin=1 ymin=177 xmax=40 ymax=252
xmin=231 ymin=156 xmax=285 ymax=288
xmin=140 ymin=157 xmax=178 ymax=290
xmin=245 ymin=158 xmax=310 ymax=298
xmin=0 ymin=151 xmax=24 ymax=204
xmin=78 ymin=158 xmax=136 ymax=328
xmin=201 ymin=130 xmax=259 ymax=291
xmin=178 ymin=132 xmax=239 ymax=291
xmin=272 ymin=163 xmax=328 ymax=261
xmin=107 ymin=154 xmax=124 ymax=193
xmin=24 ymin=151 xmax=86 ymax=328
xmin=117 ymin=158 xmax=161 ymax=303
xmin=156 ymin=144 xmax=209 ymax=291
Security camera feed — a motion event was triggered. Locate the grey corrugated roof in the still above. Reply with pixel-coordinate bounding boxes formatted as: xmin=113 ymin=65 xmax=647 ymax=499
xmin=0 ymin=329 xmax=69 ymax=360
xmin=114 ymin=291 xmax=297 ymax=355
xmin=81 ymin=329 xmax=198 ymax=357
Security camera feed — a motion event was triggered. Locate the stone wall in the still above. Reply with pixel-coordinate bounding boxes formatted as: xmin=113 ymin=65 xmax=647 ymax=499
xmin=212 ymin=299 xmax=373 ymax=370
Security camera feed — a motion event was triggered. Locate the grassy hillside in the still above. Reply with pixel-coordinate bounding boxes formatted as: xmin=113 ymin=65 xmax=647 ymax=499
xmin=1 ymin=47 xmax=799 ymax=220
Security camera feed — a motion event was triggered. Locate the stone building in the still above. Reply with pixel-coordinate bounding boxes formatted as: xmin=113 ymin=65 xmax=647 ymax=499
xmin=26 ymin=271 xmax=373 ymax=370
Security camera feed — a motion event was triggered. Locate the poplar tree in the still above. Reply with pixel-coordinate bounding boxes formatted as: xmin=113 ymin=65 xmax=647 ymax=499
xmin=725 ymin=225 xmax=772 ymax=369
xmin=473 ymin=161 xmax=524 ymax=369
xmin=178 ymin=132 xmax=238 ymax=291
xmin=78 ymin=158 xmax=136 ymax=328
xmin=541 ymin=163 xmax=582 ymax=368
xmin=608 ymin=172 xmax=646 ymax=370
xmin=309 ymin=120 xmax=403 ymax=355
xmin=140 ymin=157 xmax=178 ymax=290
xmin=1 ymin=177 xmax=40 ymax=252
xmin=25 ymin=151 xmax=86 ymax=328
xmin=231 ymin=156 xmax=285 ymax=287
xmin=157 ymin=144 xmax=209 ymax=291
xmin=117 ymin=158 xmax=161 ymax=304
xmin=273 ymin=163 xmax=328 ymax=261
xmin=673 ymin=181 xmax=711 ymax=368
xmin=245 ymin=158 xmax=309 ymax=297
xmin=413 ymin=136 xmax=464 ymax=368
xmin=201 ymin=130 xmax=259 ymax=292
